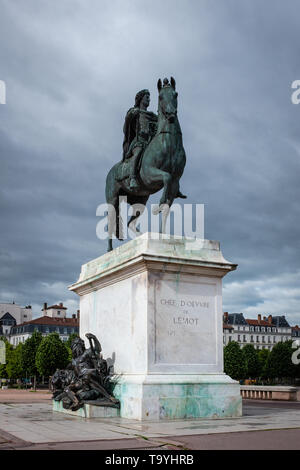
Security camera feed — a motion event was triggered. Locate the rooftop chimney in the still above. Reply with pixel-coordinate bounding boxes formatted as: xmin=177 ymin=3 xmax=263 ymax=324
xmin=77 ymin=309 xmax=80 ymax=321
xmin=223 ymin=312 xmax=229 ymax=323
xmin=43 ymin=302 xmax=47 ymax=313
xmin=268 ymin=315 xmax=272 ymax=325
xmin=257 ymin=314 xmax=261 ymax=324
xmin=72 ymin=314 xmax=76 ymax=319
xmin=59 ymin=302 xmax=63 ymax=307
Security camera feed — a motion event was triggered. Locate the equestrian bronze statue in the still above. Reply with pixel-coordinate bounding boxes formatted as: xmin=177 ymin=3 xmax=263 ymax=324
xmin=105 ymin=77 xmax=186 ymax=251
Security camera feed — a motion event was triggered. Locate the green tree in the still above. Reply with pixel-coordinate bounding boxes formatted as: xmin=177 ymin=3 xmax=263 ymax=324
xmin=6 ymin=343 xmax=24 ymax=380
xmin=22 ymin=331 xmax=43 ymax=376
xmin=266 ymin=341 xmax=296 ymax=382
xmin=257 ymin=348 xmax=270 ymax=379
xmin=35 ymin=333 xmax=69 ymax=378
xmin=242 ymin=344 xmax=260 ymax=378
xmin=224 ymin=341 xmax=247 ymax=381
xmin=0 ymin=337 xmax=12 ymax=379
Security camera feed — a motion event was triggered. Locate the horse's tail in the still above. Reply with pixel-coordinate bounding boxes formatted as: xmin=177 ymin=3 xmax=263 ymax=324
xmin=105 ymin=165 xmax=123 ymax=241
xmin=115 ymin=202 xmax=123 ymax=240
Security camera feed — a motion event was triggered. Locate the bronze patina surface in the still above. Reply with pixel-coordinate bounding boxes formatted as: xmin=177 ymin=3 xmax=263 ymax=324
xmin=105 ymin=77 xmax=187 ymax=251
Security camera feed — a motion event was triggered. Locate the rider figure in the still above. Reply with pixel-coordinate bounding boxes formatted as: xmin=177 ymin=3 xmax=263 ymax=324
xmin=122 ymin=89 xmax=158 ymax=190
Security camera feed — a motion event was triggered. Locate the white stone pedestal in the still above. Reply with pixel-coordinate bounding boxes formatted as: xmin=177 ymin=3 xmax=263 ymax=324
xmin=69 ymin=233 xmax=242 ymax=420
xmin=53 ymin=400 xmax=120 ymax=418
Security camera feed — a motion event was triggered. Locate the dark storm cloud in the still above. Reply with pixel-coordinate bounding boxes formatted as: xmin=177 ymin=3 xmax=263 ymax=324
xmin=0 ymin=0 xmax=300 ymax=322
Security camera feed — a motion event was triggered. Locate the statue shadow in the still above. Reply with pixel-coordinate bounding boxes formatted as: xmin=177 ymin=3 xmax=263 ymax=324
xmin=106 ymin=351 xmax=122 ymax=393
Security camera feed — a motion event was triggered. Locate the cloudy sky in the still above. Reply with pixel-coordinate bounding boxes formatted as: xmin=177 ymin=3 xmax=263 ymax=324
xmin=0 ymin=0 xmax=300 ymax=323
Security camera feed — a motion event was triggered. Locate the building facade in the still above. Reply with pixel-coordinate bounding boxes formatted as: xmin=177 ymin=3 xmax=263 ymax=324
xmin=9 ymin=315 xmax=79 ymax=346
xmin=0 ymin=303 xmax=32 ymax=337
xmin=0 ymin=301 xmax=79 ymax=345
xmin=41 ymin=302 xmax=67 ymax=318
xmin=223 ymin=312 xmax=294 ymax=350
xmin=292 ymin=325 xmax=300 ymax=339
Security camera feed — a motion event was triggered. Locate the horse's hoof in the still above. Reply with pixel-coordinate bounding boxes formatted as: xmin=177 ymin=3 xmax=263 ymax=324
xmin=177 ymin=191 xmax=187 ymax=199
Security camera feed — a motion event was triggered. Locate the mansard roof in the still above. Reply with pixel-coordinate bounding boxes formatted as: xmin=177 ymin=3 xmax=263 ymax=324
xmin=0 ymin=312 xmax=16 ymax=321
xmin=271 ymin=316 xmax=290 ymax=328
xmin=227 ymin=313 xmax=248 ymax=325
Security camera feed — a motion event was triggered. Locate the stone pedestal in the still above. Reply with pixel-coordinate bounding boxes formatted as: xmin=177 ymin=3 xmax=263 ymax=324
xmin=69 ymin=233 xmax=242 ymax=420
xmin=53 ymin=400 xmax=120 ymax=418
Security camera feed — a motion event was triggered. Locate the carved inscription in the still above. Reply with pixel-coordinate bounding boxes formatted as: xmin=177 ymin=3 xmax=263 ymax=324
xmin=159 ymin=297 xmax=209 ymax=338
xmin=154 ymin=280 xmax=217 ymax=364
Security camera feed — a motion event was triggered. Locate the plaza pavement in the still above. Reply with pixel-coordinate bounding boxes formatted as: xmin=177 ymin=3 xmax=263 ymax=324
xmin=0 ymin=389 xmax=300 ymax=450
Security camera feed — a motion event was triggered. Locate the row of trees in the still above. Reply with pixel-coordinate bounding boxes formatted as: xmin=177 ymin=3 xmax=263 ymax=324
xmin=2 ymin=334 xmax=299 ymax=386
xmin=0 ymin=332 xmax=78 ymax=385
xmin=224 ymin=340 xmax=300 ymax=383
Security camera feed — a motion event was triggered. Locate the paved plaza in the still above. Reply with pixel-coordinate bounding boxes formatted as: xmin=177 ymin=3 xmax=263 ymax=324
xmin=0 ymin=390 xmax=300 ymax=449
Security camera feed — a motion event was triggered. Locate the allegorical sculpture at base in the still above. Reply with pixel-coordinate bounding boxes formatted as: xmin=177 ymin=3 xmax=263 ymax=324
xmin=105 ymin=77 xmax=187 ymax=251
xmin=51 ymin=333 xmax=119 ymax=411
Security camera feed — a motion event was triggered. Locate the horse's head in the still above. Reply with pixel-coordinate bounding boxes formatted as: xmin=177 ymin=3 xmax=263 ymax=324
xmin=157 ymin=77 xmax=178 ymax=123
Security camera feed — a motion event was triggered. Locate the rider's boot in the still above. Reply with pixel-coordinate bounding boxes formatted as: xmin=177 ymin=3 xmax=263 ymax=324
xmin=129 ymin=149 xmax=141 ymax=190
xmin=177 ymin=190 xmax=187 ymax=199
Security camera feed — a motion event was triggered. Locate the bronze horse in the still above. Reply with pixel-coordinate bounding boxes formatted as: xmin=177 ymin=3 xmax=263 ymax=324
xmin=105 ymin=77 xmax=186 ymax=251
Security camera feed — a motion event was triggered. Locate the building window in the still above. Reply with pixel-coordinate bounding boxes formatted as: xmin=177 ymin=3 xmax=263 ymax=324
xmin=250 ymin=335 xmax=254 ymax=342
xmin=238 ymin=335 xmax=241 ymax=341
xmin=256 ymin=336 xmax=259 ymax=342
xmin=229 ymin=336 xmax=232 ymax=343
xmin=262 ymin=336 xmax=265 ymax=343
xmin=57 ymin=311 xmax=60 ymax=315
xmin=243 ymin=335 xmax=247 ymax=342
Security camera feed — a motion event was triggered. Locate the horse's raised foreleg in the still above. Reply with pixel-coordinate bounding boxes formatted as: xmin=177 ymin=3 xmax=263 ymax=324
xmin=160 ymin=203 xmax=170 ymax=233
xmin=159 ymin=179 xmax=180 ymax=233
xmin=160 ymin=172 xmax=173 ymax=207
